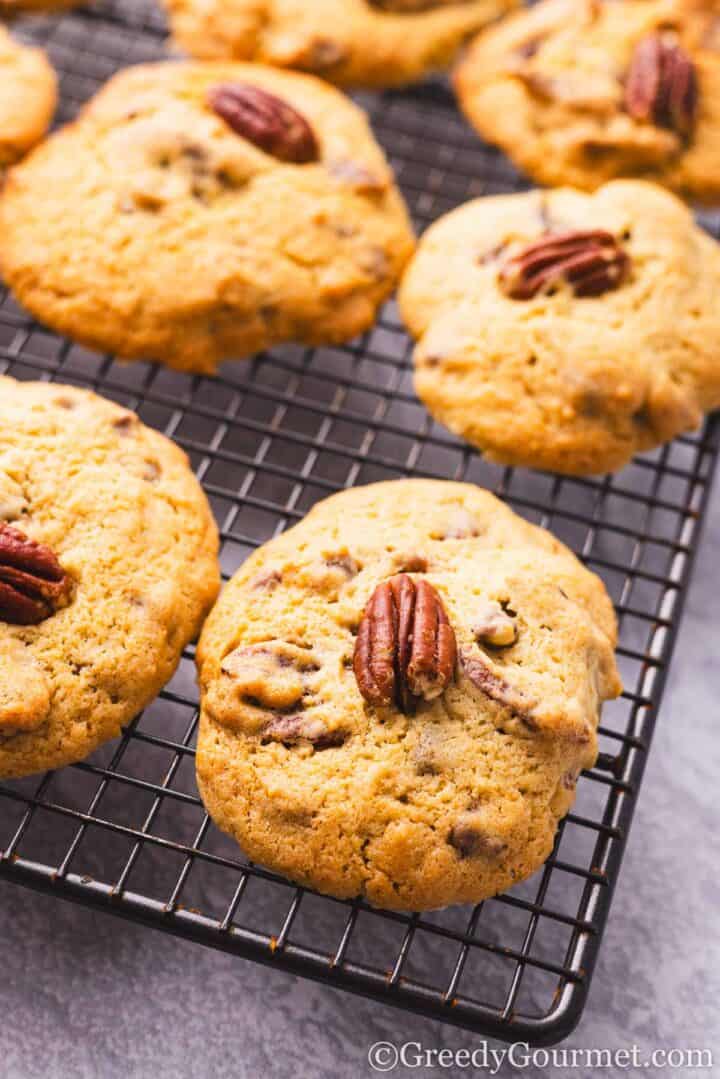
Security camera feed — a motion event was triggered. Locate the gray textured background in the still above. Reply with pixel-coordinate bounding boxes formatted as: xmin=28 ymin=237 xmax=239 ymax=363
xmin=3 ymin=492 xmax=719 ymax=1079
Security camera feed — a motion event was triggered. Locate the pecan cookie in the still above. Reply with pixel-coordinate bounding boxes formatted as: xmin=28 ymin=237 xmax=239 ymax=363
xmin=455 ymin=0 xmax=720 ymax=203
xmin=0 ymin=63 xmax=414 ymax=374
xmin=399 ymin=180 xmax=720 ymax=475
xmin=0 ymin=26 xmax=56 ymax=169
xmin=196 ymin=479 xmax=620 ymax=911
xmin=164 ymin=0 xmax=517 ymax=88
xmin=0 ymin=377 xmax=220 ymax=778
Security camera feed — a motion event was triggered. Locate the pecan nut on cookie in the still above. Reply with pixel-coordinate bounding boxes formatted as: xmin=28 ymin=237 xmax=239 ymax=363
xmin=163 ymin=0 xmax=518 ymax=89
xmin=195 ymin=479 xmax=620 ymax=911
xmin=0 ymin=377 xmax=220 ymax=778
xmin=455 ymin=0 xmax=720 ymax=203
xmin=399 ymin=180 xmax=720 ymax=475
xmin=0 ymin=62 xmax=415 ymax=373
xmin=0 ymin=27 xmax=56 ymax=169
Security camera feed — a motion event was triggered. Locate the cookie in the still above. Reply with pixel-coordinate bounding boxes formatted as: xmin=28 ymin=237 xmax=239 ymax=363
xmin=164 ymin=0 xmax=518 ymax=89
xmin=0 ymin=377 xmax=220 ymax=779
xmin=455 ymin=0 xmax=720 ymax=204
xmin=399 ymin=180 xmax=720 ymax=475
xmin=0 ymin=26 xmax=56 ymax=168
xmin=196 ymin=479 xmax=621 ymax=911
xmin=0 ymin=62 xmax=415 ymax=374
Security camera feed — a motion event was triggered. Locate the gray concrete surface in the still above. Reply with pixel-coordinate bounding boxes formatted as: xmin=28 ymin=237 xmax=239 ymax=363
xmin=3 ymin=490 xmax=719 ymax=1079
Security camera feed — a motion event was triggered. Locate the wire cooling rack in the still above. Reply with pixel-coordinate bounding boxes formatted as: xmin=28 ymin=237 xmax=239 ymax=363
xmin=1 ymin=0 xmax=718 ymax=1046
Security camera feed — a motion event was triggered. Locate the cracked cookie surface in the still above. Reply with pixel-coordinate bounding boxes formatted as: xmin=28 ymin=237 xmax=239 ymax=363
xmin=0 ymin=26 xmax=56 ymax=169
xmin=399 ymin=180 xmax=720 ymax=475
xmin=0 ymin=62 xmax=415 ymax=373
xmin=163 ymin=0 xmax=517 ymax=89
xmin=455 ymin=0 xmax=720 ymax=203
xmin=0 ymin=377 xmax=220 ymax=778
xmin=196 ymin=479 xmax=620 ymax=910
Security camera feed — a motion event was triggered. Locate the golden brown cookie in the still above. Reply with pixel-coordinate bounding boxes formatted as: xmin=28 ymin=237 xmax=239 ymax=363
xmin=399 ymin=180 xmax=720 ymax=475
xmin=196 ymin=479 xmax=621 ymax=911
xmin=0 ymin=377 xmax=220 ymax=779
xmin=0 ymin=26 xmax=56 ymax=168
xmin=164 ymin=0 xmax=518 ymax=88
xmin=455 ymin=0 xmax=720 ymax=203
xmin=0 ymin=62 xmax=415 ymax=374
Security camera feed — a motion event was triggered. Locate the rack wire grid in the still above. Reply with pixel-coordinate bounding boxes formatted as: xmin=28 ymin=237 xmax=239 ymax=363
xmin=1 ymin=0 xmax=718 ymax=1048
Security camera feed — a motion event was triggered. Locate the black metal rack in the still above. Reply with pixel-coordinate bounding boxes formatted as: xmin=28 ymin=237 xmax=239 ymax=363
xmin=1 ymin=0 xmax=717 ymax=1046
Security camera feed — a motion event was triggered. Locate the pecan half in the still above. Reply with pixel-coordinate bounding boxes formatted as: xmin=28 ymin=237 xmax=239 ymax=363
xmin=625 ymin=33 xmax=698 ymax=137
xmin=208 ymin=83 xmax=319 ymax=164
xmin=353 ymin=574 xmax=456 ymax=714
xmin=499 ymin=230 xmax=630 ymax=300
xmin=0 ymin=523 xmax=72 ymax=625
